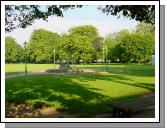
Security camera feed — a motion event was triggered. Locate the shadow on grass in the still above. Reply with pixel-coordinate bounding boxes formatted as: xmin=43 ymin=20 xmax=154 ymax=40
xmin=6 ymin=75 xmax=110 ymax=116
xmin=112 ymin=81 xmax=155 ymax=92
xmin=78 ymin=64 xmax=155 ymax=77
xmin=5 ymin=74 xmax=154 ymax=117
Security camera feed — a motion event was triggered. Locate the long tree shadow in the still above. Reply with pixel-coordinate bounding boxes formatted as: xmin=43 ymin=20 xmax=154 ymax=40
xmin=6 ymin=75 xmax=113 ymax=117
xmin=5 ymin=73 xmax=155 ymax=117
xmin=71 ymin=73 xmax=133 ymax=82
xmin=113 ymin=81 xmax=155 ymax=92
xmin=79 ymin=64 xmax=155 ymax=77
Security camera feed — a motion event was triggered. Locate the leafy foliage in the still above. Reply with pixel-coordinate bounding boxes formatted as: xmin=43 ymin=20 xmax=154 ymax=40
xmin=118 ymin=33 xmax=154 ymax=63
xmin=99 ymin=5 xmax=155 ymax=24
xmin=105 ymin=24 xmax=155 ymax=63
xmin=64 ymin=25 xmax=99 ymax=63
xmin=5 ymin=5 xmax=82 ymax=32
xmin=27 ymin=29 xmax=61 ymax=63
xmin=5 ymin=36 xmax=24 ymax=63
xmin=135 ymin=22 xmax=155 ymax=34
xmin=59 ymin=33 xmax=95 ymax=64
xmin=69 ymin=25 xmax=98 ymax=41
xmin=6 ymin=23 xmax=155 ymax=64
xmin=92 ymin=37 xmax=104 ymax=62
xmin=6 ymin=5 xmax=155 ymax=32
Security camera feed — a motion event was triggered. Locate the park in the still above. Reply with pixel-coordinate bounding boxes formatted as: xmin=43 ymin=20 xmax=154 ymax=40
xmin=5 ymin=5 xmax=155 ymax=118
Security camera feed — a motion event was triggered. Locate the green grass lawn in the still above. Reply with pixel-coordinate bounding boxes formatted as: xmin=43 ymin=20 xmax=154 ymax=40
xmin=5 ymin=64 xmax=59 ymax=75
xmin=5 ymin=64 xmax=155 ymax=117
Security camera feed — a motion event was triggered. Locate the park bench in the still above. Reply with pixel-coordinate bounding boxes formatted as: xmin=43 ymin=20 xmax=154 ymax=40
xmin=110 ymin=95 xmax=155 ymax=118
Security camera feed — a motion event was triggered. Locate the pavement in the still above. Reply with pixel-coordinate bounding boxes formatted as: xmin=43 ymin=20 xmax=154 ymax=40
xmin=5 ymin=70 xmax=56 ymax=78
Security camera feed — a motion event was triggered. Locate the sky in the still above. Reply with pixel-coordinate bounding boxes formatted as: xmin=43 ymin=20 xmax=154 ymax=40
xmin=6 ymin=5 xmax=139 ymax=45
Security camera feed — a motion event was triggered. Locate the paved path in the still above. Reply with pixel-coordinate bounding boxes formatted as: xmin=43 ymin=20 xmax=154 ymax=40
xmin=5 ymin=69 xmax=108 ymax=79
xmin=5 ymin=73 xmax=26 ymax=78
xmin=5 ymin=70 xmax=51 ymax=78
xmin=5 ymin=70 xmax=78 ymax=78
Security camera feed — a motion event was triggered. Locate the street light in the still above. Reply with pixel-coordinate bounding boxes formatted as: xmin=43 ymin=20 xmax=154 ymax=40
xmin=102 ymin=44 xmax=108 ymax=71
xmin=105 ymin=44 xmax=108 ymax=71
xmin=103 ymin=46 xmax=105 ymax=63
xmin=23 ymin=41 xmax=27 ymax=75
xmin=53 ymin=49 xmax=56 ymax=69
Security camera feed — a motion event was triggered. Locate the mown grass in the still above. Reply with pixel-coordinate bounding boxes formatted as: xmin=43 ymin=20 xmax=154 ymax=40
xmin=5 ymin=64 xmax=59 ymax=75
xmin=5 ymin=64 xmax=155 ymax=117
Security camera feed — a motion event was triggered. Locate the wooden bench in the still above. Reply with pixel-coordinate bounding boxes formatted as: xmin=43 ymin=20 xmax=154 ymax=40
xmin=110 ymin=95 xmax=155 ymax=118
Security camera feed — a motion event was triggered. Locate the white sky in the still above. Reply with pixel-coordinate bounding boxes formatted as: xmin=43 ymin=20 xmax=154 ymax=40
xmin=5 ymin=5 xmax=139 ymax=45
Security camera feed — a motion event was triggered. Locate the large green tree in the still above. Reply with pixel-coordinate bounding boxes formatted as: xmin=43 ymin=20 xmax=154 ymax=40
xmin=104 ymin=37 xmax=119 ymax=63
xmin=59 ymin=33 xmax=95 ymax=64
xmin=27 ymin=29 xmax=61 ymax=63
xmin=69 ymin=25 xmax=98 ymax=42
xmin=105 ymin=24 xmax=154 ymax=63
xmin=92 ymin=37 xmax=104 ymax=62
xmin=104 ymin=30 xmax=130 ymax=63
xmin=67 ymin=25 xmax=99 ymax=63
xmin=5 ymin=36 xmax=24 ymax=63
xmin=136 ymin=22 xmax=155 ymax=34
xmin=112 ymin=32 xmax=154 ymax=63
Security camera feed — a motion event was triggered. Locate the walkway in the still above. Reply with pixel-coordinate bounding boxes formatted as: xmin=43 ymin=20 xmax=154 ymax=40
xmin=5 ymin=71 xmax=56 ymax=79
xmin=5 ymin=69 xmax=109 ymax=78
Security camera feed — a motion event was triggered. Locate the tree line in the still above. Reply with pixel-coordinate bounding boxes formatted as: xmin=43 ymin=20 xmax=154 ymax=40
xmin=5 ymin=22 xmax=155 ymax=64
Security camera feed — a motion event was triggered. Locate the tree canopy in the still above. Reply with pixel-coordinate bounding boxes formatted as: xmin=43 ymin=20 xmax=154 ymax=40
xmin=5 ymin=5 xmax=82 ymax=32
xmin=5 ymin=36 xmax=24 ymax=63
xmin=99 ymin=5 xmax=155 ymax=25
xmin=5 ymin=23 xmax=155 ymax=64
xmin=59 ymin=25 xmax=99 ymax=63
xmin=5 ymin=5 xmax=155 ymax=32
xmin=27 ymin=29 xmax=61 ymax=63
xmin=135 ymin=22 xmax=155 ymax=34
xmin=104 ymin=23 xmax=155 ymax=63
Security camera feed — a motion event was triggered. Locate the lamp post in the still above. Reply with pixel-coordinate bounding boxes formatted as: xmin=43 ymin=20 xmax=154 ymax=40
xmin=105 ymin=44 xmax=108 ymax=71
xmin=23 ymin=41 xmax=27 ymax=75
xmin=103 ymin=46 xmax=105 ymax=63
xmin=53 ymin=49 xmax=56 ymax=69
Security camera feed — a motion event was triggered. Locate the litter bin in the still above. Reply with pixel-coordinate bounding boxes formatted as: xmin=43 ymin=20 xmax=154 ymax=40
xmin=152 ymin=55 xmax=155 ymax=65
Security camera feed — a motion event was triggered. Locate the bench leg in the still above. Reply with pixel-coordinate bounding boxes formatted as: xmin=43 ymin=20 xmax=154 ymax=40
xmin=113 ymin=107 xmax=116 ymax=117
xmin=123 ymin=110 xmax=130 ymax=118
xmin=113 ymin=107 xmax=121 ymax=117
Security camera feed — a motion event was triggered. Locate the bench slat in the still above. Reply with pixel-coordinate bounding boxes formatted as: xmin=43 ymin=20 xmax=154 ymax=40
xmin=111 ymin=95 xmax=155 ymax=117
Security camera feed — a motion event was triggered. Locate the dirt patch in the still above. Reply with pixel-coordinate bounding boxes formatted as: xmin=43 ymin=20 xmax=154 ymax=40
xmin=6 ymin=103 xmax=154 ymax=118
xmin=5 ymin=103 xmax=40 ymax=118
xmin=39 ymin=107 xmax=77 ymax=118
xmin=5 ymin=103 xmax=77 ymax=118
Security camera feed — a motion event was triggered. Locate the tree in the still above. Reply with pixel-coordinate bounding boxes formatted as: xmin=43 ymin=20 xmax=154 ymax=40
xmin=92 ymin=37 xmax=104 ymax=62
xmin=27 ymin=29 xmax=61 ymax=63
xmin=135 ymin=22 xmax=155 ymax=35
xmin=104 ymin=37 xmax=119 ymax=63
xmin=5 ymin=5 xmax=82 ymax=32
xmin=114 ymin=33 xmax=154 ymax=63
xmin=5 ymin=5 xmax=155 ymax=32
xmin=104 ymin=30 xmax=130 ymax=63
xmin=67 ymin=25 xmax=99 ymax=63
xmin=105 ymin=24 xmax=154 ymax=64
xmin=5 ymin=36 xmax=24 ymax=63
xmin=99 ymin=5 xmax=155 ymax=24
xmin=69 ymin=25 xmax=98 ymax=42
xmin=59 ymin=33 xmax=95 ymax=64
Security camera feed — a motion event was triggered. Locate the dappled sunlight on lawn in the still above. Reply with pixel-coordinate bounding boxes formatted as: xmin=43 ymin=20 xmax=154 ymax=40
xmin=5 ymin=68 xmax=155 ymax=117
